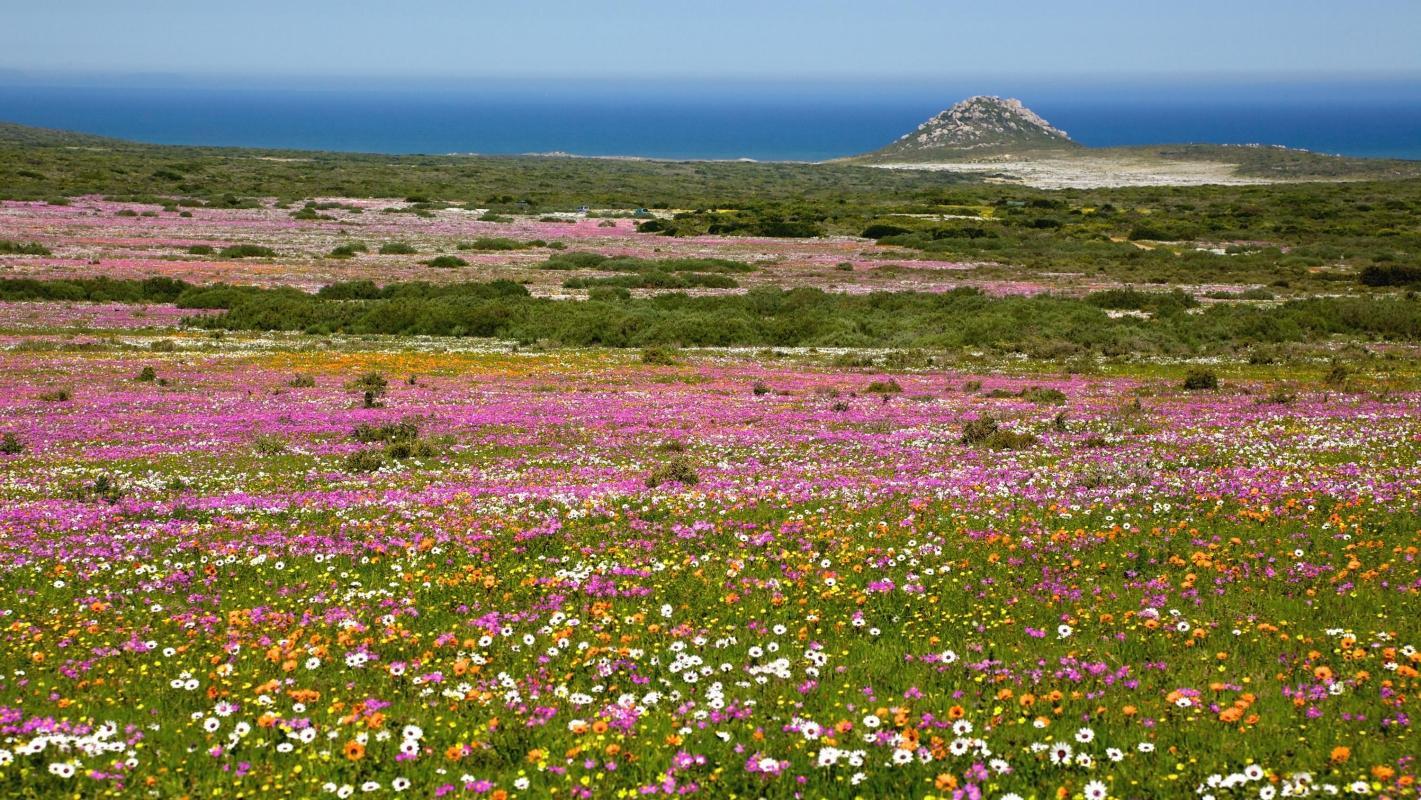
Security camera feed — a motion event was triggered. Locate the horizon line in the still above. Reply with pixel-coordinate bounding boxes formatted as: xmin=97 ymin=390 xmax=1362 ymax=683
xmin=6 ymin=68 xmax=1421 ymax=88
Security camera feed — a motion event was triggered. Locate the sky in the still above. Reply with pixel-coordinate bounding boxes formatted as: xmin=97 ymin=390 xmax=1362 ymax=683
xmin=4 ymin=0 xmax=1420 ymax=85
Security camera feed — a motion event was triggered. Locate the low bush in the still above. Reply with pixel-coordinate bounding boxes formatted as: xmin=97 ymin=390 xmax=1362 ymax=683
xmin=646 ymin=455 xmax=699 ymax=488
xmin=959 ymin=415 xmax=1039 ymax=450
xmin=347 ymin=371 xmax=388 ymax=407
xmin=252 ymin=434 xmax=289 ymax=456
xmin=861 ymin=224 xmax=912 ymax=240
xmin=0 ymin=240 xmax=51 ymax=256
xmin=1020 ymin=387 xmax=1067 ymax=404
xmin=352 ymin=419 xmax=420 ymax=444
xmin=1360 ymin=264 xmax=1421 ymax=287
xmin=0 ymin=275 xmax=1399 ymax=357
xmin=458 ymin=237 xmax=543 ymax=251
xmin=1261 ymin=386 xmax=1297 ymax=405
xmin=1182 ymin=368 xmax=1220 ymax=391
xmin=329 ymin=242 xmax=368 ymax=258
xmin=0 ymin=277 xmax=191 ymax=303
xmin=864 ymin=379 xmax=903 ymax=395
xmin=640 ymin=346 xmax=679 ymax=365
xmin=77 ymin=474 xmax=124 ymax=504
xmin=218 ymin=244 xmax=276 ymax=259
xmin=343 ymin=449 xmax=387 ymax=473
xmin=1324 ymin=363 xmax=1350 ymax=388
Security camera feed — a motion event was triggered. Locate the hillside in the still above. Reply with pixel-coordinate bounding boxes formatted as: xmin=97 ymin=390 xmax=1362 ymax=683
xmin=0 ymin=121 xmax=123 ymax=147
xmin=848 ymin=97 xmax=1421 ymax=186
xmin=858 ymin=96 xmax=1082 ymax=162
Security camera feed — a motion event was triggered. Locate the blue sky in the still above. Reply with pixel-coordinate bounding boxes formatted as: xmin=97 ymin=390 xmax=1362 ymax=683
xmin=4 ymin=0 xmax=1419 ymax=83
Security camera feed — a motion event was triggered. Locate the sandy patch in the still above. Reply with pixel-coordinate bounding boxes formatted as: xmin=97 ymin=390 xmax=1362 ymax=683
xmin=868 ymin=155 xmax=1278 ymax=190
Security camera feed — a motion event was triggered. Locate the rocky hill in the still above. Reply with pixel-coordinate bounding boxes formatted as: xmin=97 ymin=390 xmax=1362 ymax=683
xmin=857 ymin=96 xmax=1081 ymax=161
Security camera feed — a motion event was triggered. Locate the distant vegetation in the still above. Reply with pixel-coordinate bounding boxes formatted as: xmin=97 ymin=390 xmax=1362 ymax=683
xmin=0 ymin=239 xmax=51 ymax=256
xmin=0 ymin=277 xmax=190 ymax=303
xmin=0 ymin=121 xmax=975 ymax=211
xmin=457 ymin=237 xmax=550 ymax=251
xmin=218 ymin=244 xmax=276 ymax=259
xmin=2 ymin=120 xmax=1418 ymax=325
xmin=177 ymin=282 xmax=1421 ymax=352
xmin=2 ymin=273 xmax=1415 ymax=354
xmin=1361 ymin=263 xmax=1421 ymax=287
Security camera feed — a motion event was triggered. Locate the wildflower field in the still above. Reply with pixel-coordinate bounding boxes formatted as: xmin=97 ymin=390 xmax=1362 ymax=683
xmin=0 ymin=334 xmax=1417 ymax=800
xmin=2 ymin=132 xmax=1421 ymax=798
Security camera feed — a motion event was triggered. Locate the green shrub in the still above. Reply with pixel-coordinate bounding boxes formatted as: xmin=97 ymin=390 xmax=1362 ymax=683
xmin=861 ymin=224 xmax=912 ymax=240
xmin=1261 ymin=386 xmax=1297 ymax=405
xmin=352 ymin=419 xmax=420 ymax=444
xmin=347 ymin=371 xmax=388 ymax=407
xmin=1085 ymin=288 xmax=1198 ymax=313
xmin=136 ymin=366 xmax=157 ymax=382
xmin=288 ymin=374 xmax=317 ymax=388
xmin=1360 ymin=264 xmax=1421 ymax=287
xmin=0 ymin=276 xmax=191 ymax=304
xmin=646 ymin=455 xmax=699 ymax=488
xmin=1182 ymin=368 xmax=1219 ymax=391
xmin=1128 ymin=224 xmax=1177 ymax=242
xmin=960 ymin=415 xmax=1000 ymax=445
xmin=218 ymin=244 xmax=276 ymax=259
xmin=0 ymin=240 xmax=52 ymax=256
xmin=85 ymin=474 xmax=125 ymax=504
xmin=587 ymin=286 xmax=631 ymax=302
xmin=1324 ymin=363 xmax=1350 ymax=388
xmin=984 ymin=429 xmax=1039 ymax=450
xmin=38 ymin=388 xmax=72 ymax=402
xmin=564 ymin=272 xmax=737 ymax=290
xmin=329 ymin=242 xmax=368 ymax=258
xmin=458 ymin=237 xmax=541 ymax=251
xmin=1020 ymin=386 xmax=1067 ymax=404
xmin=0 ymin=433 xmax=23 ymax=455
xmin=425 ymin=255 xmax=469 ymax=268
xmin=347 ymin=372 xmax=388 ymax=393
xmin=379 ymin=242 xmax=418 ymax=255
xmin=187 ymin=245 xmax=216 ymax=255
xmin=864 ymin=379 xmax=903 ymax=395
xmin=640 ymin=346 xmax=679 ymax=365
xmin=344 ymin=449 xmax=387 ymax=473
xmin=382 ymin=436 xmax=446 ymax=461
xmin=960 ymin=415 xmax=1039 ymax=450
xmin=252 ymin=434 xmax=289 ymax=456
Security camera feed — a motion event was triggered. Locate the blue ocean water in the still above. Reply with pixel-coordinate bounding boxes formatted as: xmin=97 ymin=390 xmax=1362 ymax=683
xmin=1 ymin=81 xmax=1419 ymax=161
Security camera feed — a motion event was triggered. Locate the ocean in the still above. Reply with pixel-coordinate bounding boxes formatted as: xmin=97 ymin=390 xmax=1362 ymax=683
xmin=2 ymin=80 xmax=1419 ymax=161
